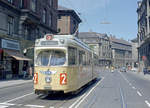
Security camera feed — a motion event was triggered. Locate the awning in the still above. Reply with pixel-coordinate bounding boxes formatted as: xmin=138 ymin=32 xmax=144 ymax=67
xmin=4 ymin=50 xmax=32 ymax=61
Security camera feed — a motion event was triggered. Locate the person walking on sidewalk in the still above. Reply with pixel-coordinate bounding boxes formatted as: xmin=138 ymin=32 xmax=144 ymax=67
xmin=28 ymin=65 xmax=33 ymax=79
xmin=23 ymin=64 xmax=27 ymax=78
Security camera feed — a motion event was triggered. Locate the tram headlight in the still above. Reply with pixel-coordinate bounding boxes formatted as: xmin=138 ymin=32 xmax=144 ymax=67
xmin=45 ymin=77 xmax=51 ymax=83
xmin=60 ymin=39 xmax=65 ymax=44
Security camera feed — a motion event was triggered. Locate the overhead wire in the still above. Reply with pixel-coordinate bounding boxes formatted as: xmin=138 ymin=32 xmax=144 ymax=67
xmin=63 ymin=0 xmax=91 ymax=31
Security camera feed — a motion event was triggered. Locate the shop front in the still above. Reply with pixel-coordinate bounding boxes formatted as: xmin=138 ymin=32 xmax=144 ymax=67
xmin=0 ymin=39 xmax=31 ymax=80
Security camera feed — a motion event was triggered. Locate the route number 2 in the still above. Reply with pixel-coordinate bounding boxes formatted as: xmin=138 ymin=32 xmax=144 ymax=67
xmin=60 ymin=73 xmax=67 ymax=85
xmin=34 ymin=73 xmax=38 ymax=84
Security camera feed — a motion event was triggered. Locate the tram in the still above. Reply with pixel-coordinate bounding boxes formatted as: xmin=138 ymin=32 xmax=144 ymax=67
xmin=34 ymin=34 xmax=98 ymax=95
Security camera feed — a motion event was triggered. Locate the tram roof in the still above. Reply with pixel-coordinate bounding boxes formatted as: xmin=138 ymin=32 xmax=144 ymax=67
xmin=35 ymin=34 xmax=93 ymax=52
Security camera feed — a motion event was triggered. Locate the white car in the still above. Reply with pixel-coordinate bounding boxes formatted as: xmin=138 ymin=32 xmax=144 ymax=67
xmin=111 ymin=70 xmax=114 ymax=73
xmin=131 ymin=68 xmax=137 ymax=72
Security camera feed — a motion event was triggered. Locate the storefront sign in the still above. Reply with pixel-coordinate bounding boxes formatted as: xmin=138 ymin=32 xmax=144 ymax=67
xmin=2 ymin=39 xmax=20 ymax=50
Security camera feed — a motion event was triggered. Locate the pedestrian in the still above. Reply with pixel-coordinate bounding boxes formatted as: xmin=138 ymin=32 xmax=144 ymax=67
xmin=28 ymin=65 xmax=33 ymax=78
xmin=22 ymin=64 xmax=27 ymax=78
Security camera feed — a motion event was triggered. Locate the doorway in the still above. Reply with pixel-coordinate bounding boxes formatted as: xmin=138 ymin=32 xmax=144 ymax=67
xmin=11 ymin=59 xmax=19 ymax=78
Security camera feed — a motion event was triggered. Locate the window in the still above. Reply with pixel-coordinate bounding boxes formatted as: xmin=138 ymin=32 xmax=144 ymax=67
xmin=49 ymin=0 xmax=52 ymax=7
xmin=36 ymin=28 xmax=40 ymax=39
xmin=68 ymin=47 xmax=77 ymax=65
xmin=79 ymin=51 xmax=83 ymax=65
xmin=79 ymin=51 xmax=86 ymax=65
xmin=36 ymin=50 xmax=66 ymax=66
xmin=20 ymin=0 xmax=23 ymax=8
xmin=43 ymin=9 xmax=46 ymax=23
xmin=7 ymin=16 xmax=14 ymax=35
xmin=58 ymin=15 xmax=61 ymax=19
xmin=30 ymin=0 xmax=36 ymax=12
xmin=49 ymin=13 xmax=52 ymax=27
xmin=8 ymin=0 xmax=13 ymax=4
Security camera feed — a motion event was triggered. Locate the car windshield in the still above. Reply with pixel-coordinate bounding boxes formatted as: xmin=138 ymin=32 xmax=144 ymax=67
xmin=35 ymin=50 xmax=66 ymax=66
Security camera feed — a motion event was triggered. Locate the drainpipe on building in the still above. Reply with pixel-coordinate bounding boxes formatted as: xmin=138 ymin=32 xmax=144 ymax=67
xmin=147 ymin=0 xmax=150 ymax=35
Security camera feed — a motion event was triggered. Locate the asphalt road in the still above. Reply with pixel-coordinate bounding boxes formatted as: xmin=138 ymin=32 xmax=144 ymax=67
xmin=0 ymin=69 xmax=150 ymax=108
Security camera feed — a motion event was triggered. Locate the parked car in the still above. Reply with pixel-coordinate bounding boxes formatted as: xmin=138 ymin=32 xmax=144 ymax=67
xmin=120 ymin=67 xmax=126 ymax=72
xmin=131 ymin=68 xmax=137 ymax=72
xmin=143 ymin=67 xmax=150 ymax=75
xmin=143 ymin=68 xmax=147 ymax=75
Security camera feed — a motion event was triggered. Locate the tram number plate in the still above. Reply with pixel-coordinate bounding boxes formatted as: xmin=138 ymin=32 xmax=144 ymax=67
xmin=60 ymin=73 xmax=67 ymax=85
xmin=34 ymin=73 xmax=38 ymax=84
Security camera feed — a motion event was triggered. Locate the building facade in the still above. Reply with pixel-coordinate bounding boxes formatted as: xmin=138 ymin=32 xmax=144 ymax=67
xmin=137 ymin=0 xmax=150 ymax=72
xmin=131 ymin=38 xmax=138 ymax=68
xmin=78 ymin=32 xmax=112 ymax=67
xmin=0 ymin=0 xmax=58 ymax=79
xmin=57 ymin=6 xmax=81 ymax=37
xmin=110 ymin=37 xmax=132 ymax=68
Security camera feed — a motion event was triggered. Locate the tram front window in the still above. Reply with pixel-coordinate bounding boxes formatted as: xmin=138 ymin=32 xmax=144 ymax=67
xmin=36 ymin=50 xmax=66 ymax=66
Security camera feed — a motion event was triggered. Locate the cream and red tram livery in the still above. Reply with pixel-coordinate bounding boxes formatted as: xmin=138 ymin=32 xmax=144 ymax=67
xmin=34 ymin=34 xmax=98 ymax=94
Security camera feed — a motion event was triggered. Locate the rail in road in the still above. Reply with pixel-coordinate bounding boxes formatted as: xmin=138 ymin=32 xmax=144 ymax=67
xmin=0 ymin=69 xmax=150 ymax=108
xmin=0 ymin=78 xmax=103 ymax=108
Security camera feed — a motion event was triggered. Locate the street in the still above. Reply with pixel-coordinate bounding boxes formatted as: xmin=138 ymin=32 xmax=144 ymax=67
xmin=1 ymin=69 xmax=150 ymax=108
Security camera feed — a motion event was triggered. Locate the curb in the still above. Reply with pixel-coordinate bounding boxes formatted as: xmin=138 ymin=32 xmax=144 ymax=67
xmin=0 ymin=80 xmax=32 ymax=89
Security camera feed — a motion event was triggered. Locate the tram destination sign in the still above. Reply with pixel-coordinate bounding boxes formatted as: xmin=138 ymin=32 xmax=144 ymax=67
xmin=41 ymin=41 xmax=58 ymax=46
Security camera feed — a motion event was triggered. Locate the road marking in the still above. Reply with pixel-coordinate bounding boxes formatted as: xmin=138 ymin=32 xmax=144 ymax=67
xmin=69 ymin=77 xmax=105 ymax=108
xmin=25 ymin=104 xmax=45 ymax=108
xmin=69 ymin=92 xmax=86 ymax=108
xmin=137 ymin=91 xmax=142 ymax=96
xmin=0 ymin=103 xmax=16 ymax=108
xmin=145 ymin=100 xmax=150 ymax=107
xmin=3 ymin=92 xmax=34 ymax=103
xmin=0 ymin=105 xmax=9 ymax=108
xmin=120 ymin=88 xmax=126 ymax=108
xmin=119 ymin=72 xmax=130 ymax=84
xmin=0 ymin=103 xmax=15 ymax=106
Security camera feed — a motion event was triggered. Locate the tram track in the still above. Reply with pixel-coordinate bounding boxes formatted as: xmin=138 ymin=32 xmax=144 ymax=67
xmin=37 ymin=78 xmax=101 ymax=108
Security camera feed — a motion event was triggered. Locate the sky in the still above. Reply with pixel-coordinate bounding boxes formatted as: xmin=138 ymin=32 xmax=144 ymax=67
xmin=59 ymin=0 xmax=138 ymax=40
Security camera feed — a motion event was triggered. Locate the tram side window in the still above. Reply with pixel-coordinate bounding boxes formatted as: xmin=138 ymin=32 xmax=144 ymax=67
xmin=68 ymin=47 xmax=77 ymax=65
xmin=83 ymin=53 xmax=86 ymax=65
xmin=87 ymin=53 xmax=92 ymax=65
xmin=79 ymin=51 xmax=83 ymax=65
xmin=79 ymin=51 xmax=86 ymax=66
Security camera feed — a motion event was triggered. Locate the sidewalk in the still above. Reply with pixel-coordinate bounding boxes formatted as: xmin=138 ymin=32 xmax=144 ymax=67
xmin=128 ymin=70 xmax=150 ymax=81
xmin=0 ymin=78 xmax=32 ymax=89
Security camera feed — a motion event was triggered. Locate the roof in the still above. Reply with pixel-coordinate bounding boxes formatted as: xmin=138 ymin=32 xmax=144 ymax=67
xmin=58 ymin=6 xmax=73 ymax=11
xmin=35 ymin=34 xmax=92 ymax=52
xmin=131 ymin=38 xmax=138 ymax=43
xmin=78 ymin=32 xmax=109 ymax=44
xmin=78 ymin=32 xmax=107 ymax=39
xmin=58 ymin=5 xmax=82 ymax=23
xmin=110 ymin=37 xmax=132 ymax=46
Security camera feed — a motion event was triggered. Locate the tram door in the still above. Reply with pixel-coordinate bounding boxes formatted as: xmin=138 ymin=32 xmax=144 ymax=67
xmin=12 ymin=59 xmax=19 ymax=78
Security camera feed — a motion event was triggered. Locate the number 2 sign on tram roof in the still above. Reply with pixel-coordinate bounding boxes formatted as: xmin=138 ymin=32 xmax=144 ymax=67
xmin=46 ymin=35 xmax=53 ymax=40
